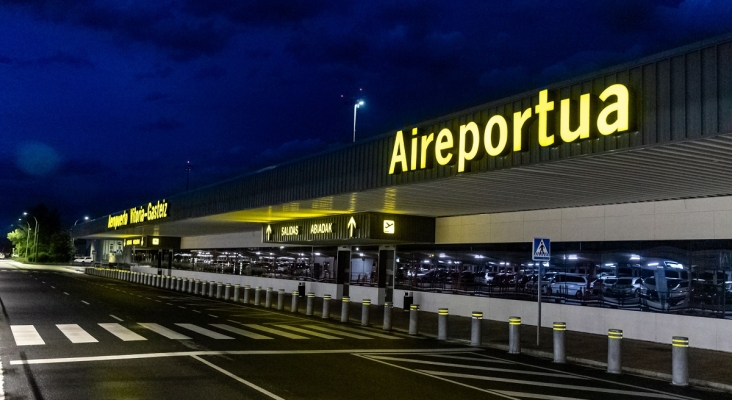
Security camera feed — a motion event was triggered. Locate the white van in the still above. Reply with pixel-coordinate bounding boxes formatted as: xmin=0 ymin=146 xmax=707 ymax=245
xmin=547 ymin=273 xmax=589 ymax=299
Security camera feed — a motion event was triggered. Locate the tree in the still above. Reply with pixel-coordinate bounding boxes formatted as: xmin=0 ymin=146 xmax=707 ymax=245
xmin=7 ymin=227 xmax=31 ymax=258
xmin=49 ymin=231 xmax=73 ymax=263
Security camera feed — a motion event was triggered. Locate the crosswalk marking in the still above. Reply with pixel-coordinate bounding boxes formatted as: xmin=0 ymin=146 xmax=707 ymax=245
xmin=175 ymin=324 xmax=234 ymax=339
xmin=57 ymin=324 xmax=98 ymax=343
xmin=210 ymin=324 xmax=273 ymax=340
xmin=301 ymin=325 xmax=373 ymax=339
xmin=305 ymin=324 xmax=402 ymax=340
xmin=138 ymin=323 xmax=192 ymax=340
xmin=11 ymin=325 xmax=45 ymax=346
xmin=273 ymin=325 xmax=342 ymax=339
xmin=99 ymin=323 xmax=146 ymax=341
xmin=239 ymin=324 xmax=309 ymax=339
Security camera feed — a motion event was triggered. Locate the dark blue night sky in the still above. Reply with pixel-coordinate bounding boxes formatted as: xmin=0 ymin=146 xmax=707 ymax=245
xmin=2 ymin=0 xmax=731 ymax=227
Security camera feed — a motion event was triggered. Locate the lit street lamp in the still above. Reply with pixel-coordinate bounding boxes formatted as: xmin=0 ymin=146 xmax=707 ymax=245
xmin=71 ymin=216 xmax=89 ymax=254
xmin=353 ymin=100 xmax=364 ymax=143
xmin=23 ymin=212 xmax=39 ymax=263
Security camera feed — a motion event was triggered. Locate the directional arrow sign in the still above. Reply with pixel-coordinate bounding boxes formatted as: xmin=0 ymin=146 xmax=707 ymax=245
xmin=265 ymin=225 xmax=272 ymax=241
xmin=347 ymin=217 xmax=357 ymax=238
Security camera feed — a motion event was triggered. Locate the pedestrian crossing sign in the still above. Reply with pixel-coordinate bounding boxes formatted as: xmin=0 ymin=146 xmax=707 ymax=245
xmin=532 ymin=238 xmax=551 ymax=261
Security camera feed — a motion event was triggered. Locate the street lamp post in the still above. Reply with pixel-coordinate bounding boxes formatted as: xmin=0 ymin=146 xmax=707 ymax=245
xmin=18 ymin=219 xmax=31 ymax=258
xmin=71 ymin=216 xmax=89 ymax=255
xmin=24 ymin=212 xmax=39 ymax=263
xmin=353 ymin=100 xmax=364 ymax=143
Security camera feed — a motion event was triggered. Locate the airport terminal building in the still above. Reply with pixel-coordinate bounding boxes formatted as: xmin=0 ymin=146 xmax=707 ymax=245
xmin=72 ymin=35 xmax=732 ymax=351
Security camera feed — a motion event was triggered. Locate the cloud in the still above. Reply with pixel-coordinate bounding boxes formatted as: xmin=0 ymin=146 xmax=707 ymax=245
xmin=182 ymin=0 xmax=338 ymax=26
xmin=143 ymin=92 xmax=169 ymax=102
xmin=135 ymin=117 xmax=183 ymax=132
xmin=194 ymin=65 xmax=227 ymax=79
xmin=1 ymin=1 xmax=234 ymax=61
xmin=15 ymin=142 xmax=61 ymax=177
xmin=0 ymin=51 xmax=93 ymax=68
xmin=135 ymin=64 xmax=174 ymax=79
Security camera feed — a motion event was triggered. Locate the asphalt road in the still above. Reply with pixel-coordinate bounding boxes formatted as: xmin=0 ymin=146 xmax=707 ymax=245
xmin=0 ymin=259 xmax=728 ymax=400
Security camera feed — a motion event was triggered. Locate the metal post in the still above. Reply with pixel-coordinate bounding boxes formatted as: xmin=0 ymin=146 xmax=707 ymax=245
xmin=322 ymin=294 xmax=331 ymax=319
xmin=383 ymin=302 xmax=393 ymax=331
xmin=306 ymin=293 xmax=315 ymax=316
xmin=409 ymin=304 xmax=419 ymax=335
xmin=607 ymin=329 xmax=623 ymax=374
xmin=265 ymin=287 xmax=273 ymax=308
xmin=341 ymin=296 xmax=350 ymax=323
xmin=188 ymin=279 xmax=194 ymax=293
xmin=233 ymin=284 xmax=240 ymax=302
xmin=277 ymin=289 xmax=284 ymax=310
xmin=254 ymin=286 xmax=262 ymax=306
xmin=291 ymin=290 xmax=299 ymax=313
xmin=509 ymin=316 xmax=521 ymax=354
xmin=243 ymin=285 xmax=251 ymax=304
xmin=471 ymin=312 xmax=483 ymax=346
xmin=361 ymin=299 xmax=371 ymax=326
xmin=437 ymin=308 xmax=448 ymax=340
xmin=224 ymin=283 xmax=231 ymax=301
xmin=209 ymin=281 xmax=216 ymax=298
xmin=200 ymin=281 xmax=207 ymax=296
xmin=195 ymin=279 xmax=201 ymax=295
xmin=672 ymin=336 xmax=689 ymax=386
xmin=553 ymin=322 xmax=566 ymax=363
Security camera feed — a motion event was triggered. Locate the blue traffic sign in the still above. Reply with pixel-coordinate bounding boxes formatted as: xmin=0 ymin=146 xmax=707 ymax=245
xmin=532 ymin=238 xmax=551 ymax=261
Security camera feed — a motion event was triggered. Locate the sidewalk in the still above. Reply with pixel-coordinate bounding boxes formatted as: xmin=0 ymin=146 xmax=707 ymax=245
xmin=299 ymin=296 xmax=732 ymax=393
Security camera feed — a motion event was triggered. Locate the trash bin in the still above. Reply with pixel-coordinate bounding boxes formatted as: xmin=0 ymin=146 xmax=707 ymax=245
xmin=403 ymin=292 xmax=413 ymax=311
xmin=298 ymin=282 xmax=306 ymax=297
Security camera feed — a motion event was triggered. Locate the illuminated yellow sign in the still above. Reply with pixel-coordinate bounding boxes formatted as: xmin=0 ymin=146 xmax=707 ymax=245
xmin=389 ymin=84 xmax=630 ymax=174
xmin=310 ymin=223 xmax=333 ymax=234
xmin=108 ymin=200 xmax=169 ymax=230
xmin=124 ymin=238 xmax=143 ymax=246
xmin=383 ymin=220 xmax=395 ymax=234
xmin=281 ymin=226 xmax=299 ymax=236
xmin=152 ymin=238 xmax=160 ymax=245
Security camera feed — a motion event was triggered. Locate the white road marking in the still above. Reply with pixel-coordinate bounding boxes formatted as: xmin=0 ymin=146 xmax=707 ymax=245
xmin=99 ymin=323 xmax=146 ymax=341
xmin=272 ymin=325 xmax=342 ymax=339
xmin=81 ymin=301 xmax=90 ymax=305
xmin=178 ymin=306 xmax=186 ymax=309
xmin=51 ymin=286 xmax=55 ymax=289
xmin=419 ymin=370 xmax=685 ymax=399
xmin=138 ymin=323 xmax=191 ymax=340
xmin=175 ymin=324 xmax=234 ymax=340
xmin=11 ymin=325 xmax=45 ymax=346
xmin=208 ymin=314 xmax=219 ymax=318
xmin=493 ymin=390 xmax=586 ymax=400
xmin=209 ymin=324 xmax=273 ymax=340
xmin=57 ymin=324 xmax=98 ymax=343
xmin=367 ymin=355 xmax=584 ymax=379
xmin=109 ymin=315 xmax=123 ymax=322
xmin=63 ymin=292 xmax=70 ymax=295
xmin=419 ymin=353 xmax=511 ymax=364
xmin=191 ymin=355 xmax=285 ymax=400
xmin=304 ymin=324 xmax=399 ymax=340
xmin=10 ymin=348 xmax=479 ymax=365
xmin=239 ymin=324 xmax=309 ymax=339
xmin=192 ymin=310 xmax=201 ymax=313
xmin=301 ymin=325 xmax=374 ymax=339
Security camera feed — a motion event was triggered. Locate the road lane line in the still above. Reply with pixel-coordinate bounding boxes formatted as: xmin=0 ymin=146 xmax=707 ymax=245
xmin=192 ymin=310 xmax=201 ymax=313
xmin=272 ymin=325 xmax=342 ymax=339
xmin=493 ymin=390 xmax=585 ymax=400
xmin=138 ymin=323 xmax=191 ymax=340
xmin=239 ymin=324 xmax=309 ymax=339
xmin=354 ymin=354 xmax=518 ymax=399
xmin=209 ymin=324 xmax=273 ymax=339
xmin=420 ymin=353 xmax=511 ymax=364
xmin=51 ymin=286 xmax=55 ymax=289
xmin=99 ymin=323 xmax=147 ymax=341
xmin=418 ymin=370 xmax=685 ymax=399
xmin=178 ymin=306 xmax=186 ymax=309
xmin=366 ymin=355 xmax=585 ymax=379
xmin=175 ymin=324 xmax=234 ymax=339
xmin=301 ymin=325 xmax=373 ymax=339
xmin=304 ymin=324 xmax=400 ymax=340
xmin=11 ymin=325 xmax=45 ymax=346
xmin=57 ymin=324 xmax=98 ymax=344
xmin=81 ymin=301 xmax=90 ymax=305
xmin=191 ymin=355 xmax=285 ymax=400
xmin=9 ymin=348 xmax=479 ymax=365
xmin=109 ymin=315 xmax=123 ymax=321
xmin=208 ymin=314 xmax=219 ymax=318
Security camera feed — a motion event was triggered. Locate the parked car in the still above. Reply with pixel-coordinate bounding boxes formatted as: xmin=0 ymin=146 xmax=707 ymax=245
xmin=691 ymin=281 xmax=732 ymax=306
xmin=639 ymin=277 xmax=690 ymax=311
xmin=547 ymin=273 xmax=589 ymax=299
xmin=592 ymin=276 xmax=634 ymax=298
xmin=73 ymin=256 xmax=93 ymax=265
